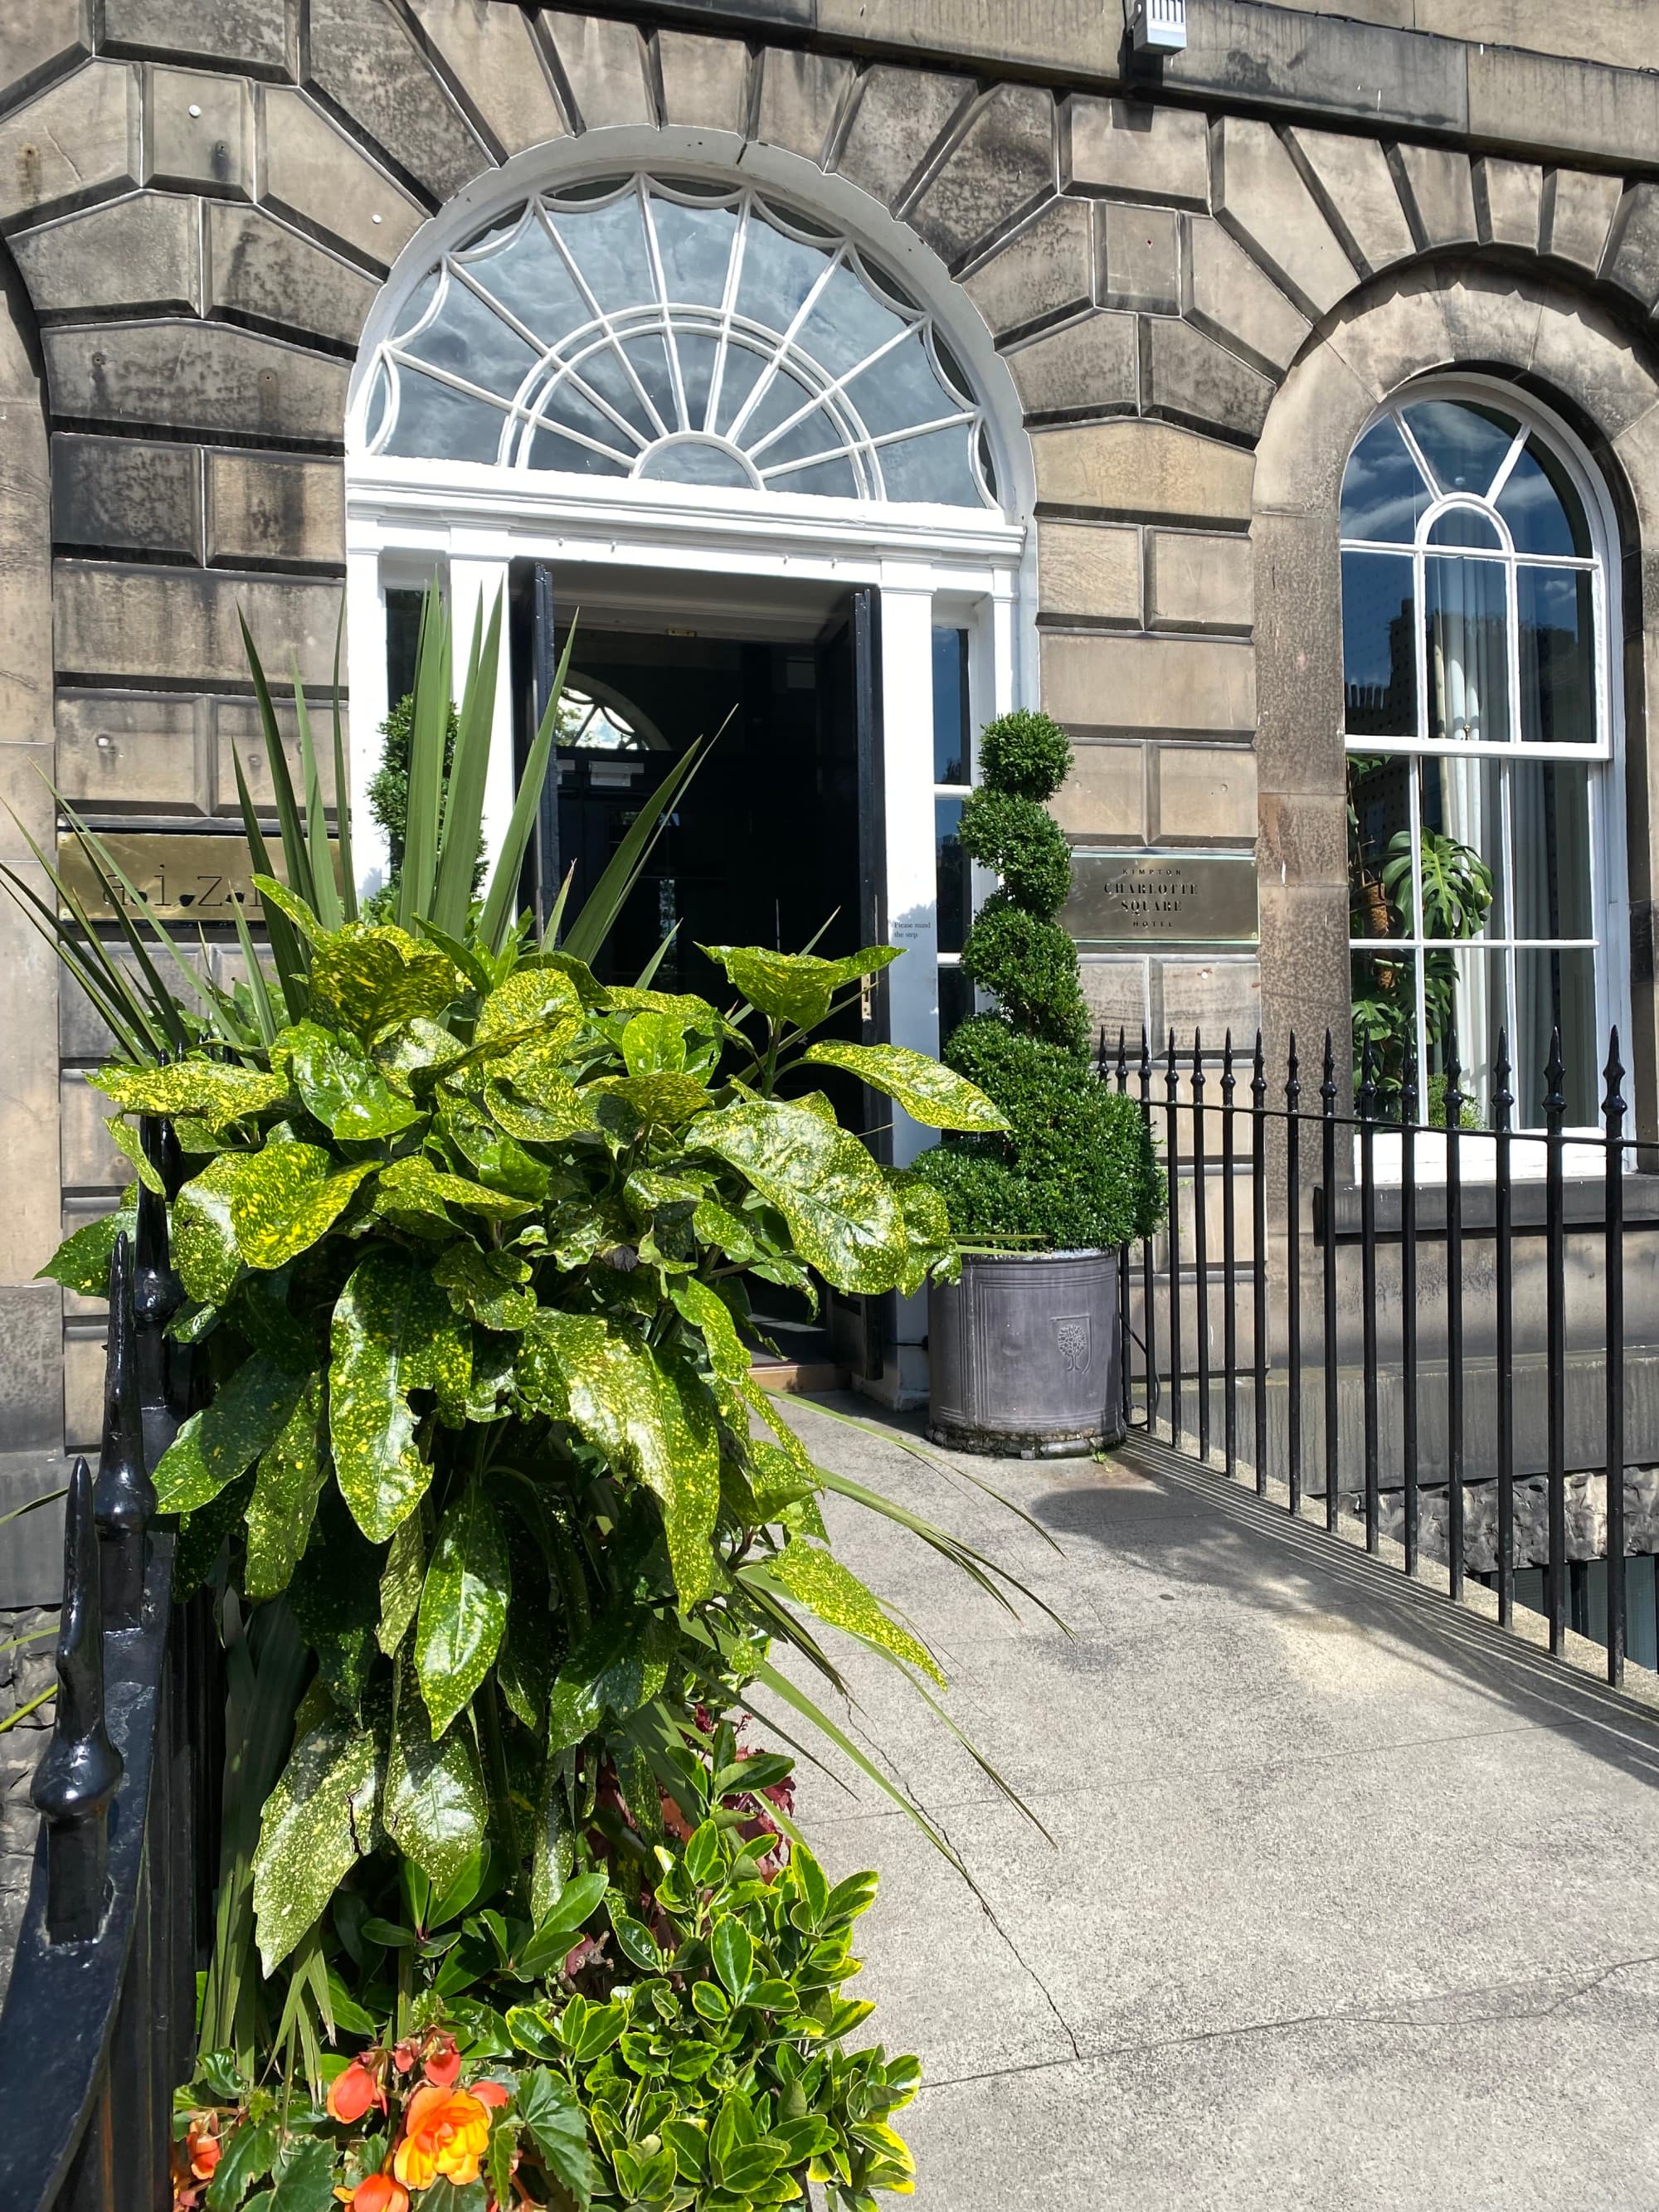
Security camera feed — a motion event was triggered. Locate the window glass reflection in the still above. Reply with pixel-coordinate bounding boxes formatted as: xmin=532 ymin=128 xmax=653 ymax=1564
xmin=1340 ymin=416 xmax=1430 ymax=542
xmin=932 ymin=629 xmax=969 ymax=785
xmin=936 ymin=796 xmax=967 ymax=955
xmin=1425 ymin=555 xmax=1511 ymax=743
xmin=1341 ymin=552 xmax=1417 ymax=736
xmin=1517 ymin=567 xmax=1595 ymax=745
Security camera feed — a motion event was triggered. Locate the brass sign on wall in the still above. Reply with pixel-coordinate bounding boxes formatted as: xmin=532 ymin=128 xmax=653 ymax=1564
xmin=1063 ymin=853 xmax=1259 ymax=946
xmin=56 ymin=835 xmax=331 ymax=925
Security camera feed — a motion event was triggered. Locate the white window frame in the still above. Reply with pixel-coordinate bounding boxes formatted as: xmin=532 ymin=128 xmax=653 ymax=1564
xmin=1340 ymin=374 xmax=1629 ymax=1164
xmin=343 ymin=135 xmax=1036 ymax=1166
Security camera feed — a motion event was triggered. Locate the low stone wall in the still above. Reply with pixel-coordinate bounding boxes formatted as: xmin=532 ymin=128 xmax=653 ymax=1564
xmin=1348 ymin=1466 xmax=1659 ymax=1576
xmin=0 ymin=1607 xmax=57 ymax=2005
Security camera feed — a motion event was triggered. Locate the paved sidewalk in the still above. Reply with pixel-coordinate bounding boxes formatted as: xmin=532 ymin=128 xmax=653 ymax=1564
xmin=780 ymin=1397 xmax=1659 ymax=2212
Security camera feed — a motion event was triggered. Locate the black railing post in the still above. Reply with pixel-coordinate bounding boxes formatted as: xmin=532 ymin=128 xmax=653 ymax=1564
xmin=1192 ymin=1032 xmax=1210 ymax=1464
xmin=31 ymin=1457 xmax=124 ymax=1945
xmin=1545 ymin=1027 xmax=1568 ymax=1653
xmin=1494 ymin=1033 xmax=1515 ymax=1630
xmin=1286 ymin=1033 xmax=1303 ymax=1515
xmin=1320 ymin=1032 xmax=1339 ymax=1530
xmin=1112 ymin=1028 xmax=1133 ymax=1436
xmin=1603 ymin=1031 xmax=1626 ymax=1686
xmin=1445 ymin=1033 xmax=1466 ymax=1602
xmin=1139 ymin=1028 xmax=1158 ymax=1431
xmin=1401 ymin=1043 xmax=1420 ymax=1577
xmin=134 ymin=1116 xmax=187 ymax=1473
xmin=95 ymin=1231 xmax=157 ymax=1635
xmin=1221 ymin=1031 xmax=1238 ymax=1481
xmin=1358 ymin=1037 xmax=1379 ymax=1554
xmin=1165 ymin=1029 xmax=1183 ymax=1451
xmin=1251 ymin=1034 xmax=1267 ymax=1495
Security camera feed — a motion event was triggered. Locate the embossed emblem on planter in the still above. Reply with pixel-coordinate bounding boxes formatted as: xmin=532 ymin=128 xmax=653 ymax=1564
xmin=1055 ymin=1318 xmax=1091 ymax=1374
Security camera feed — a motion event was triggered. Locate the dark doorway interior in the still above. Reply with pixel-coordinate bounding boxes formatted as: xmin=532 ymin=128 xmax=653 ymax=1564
xmin=507 ymin=564 xmax=883 ymax=1374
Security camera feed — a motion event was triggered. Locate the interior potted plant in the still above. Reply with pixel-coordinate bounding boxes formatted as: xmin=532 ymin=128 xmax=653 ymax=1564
xmin=913 ymin=709 xmax=1164 ymax=1456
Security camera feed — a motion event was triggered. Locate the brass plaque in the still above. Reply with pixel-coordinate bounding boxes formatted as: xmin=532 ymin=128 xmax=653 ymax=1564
xmin=1063 ymin=852 xmax=1258 ymax=946
xmin=56 ymin=834 xmax=330 ymax=924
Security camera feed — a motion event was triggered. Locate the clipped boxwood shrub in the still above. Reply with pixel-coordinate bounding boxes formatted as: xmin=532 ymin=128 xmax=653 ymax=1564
xmin=916 ymin=708 xmax=1164 ymax=1252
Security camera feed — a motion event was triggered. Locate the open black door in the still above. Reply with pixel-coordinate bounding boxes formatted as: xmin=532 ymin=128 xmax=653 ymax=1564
xmin=816 ymin=584 xmax=887 ymax=1379
xmin=508 ymin=558 xmax=563 ymax=932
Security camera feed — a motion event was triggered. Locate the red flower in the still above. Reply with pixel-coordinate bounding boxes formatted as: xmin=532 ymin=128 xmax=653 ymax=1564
xmin=185 ymin=2117 xmax=221 ymax=2181
xmin=351 ymin=2175 xmax=409 ymax=2212
xmin=328 ymin=2063 xmax=382 ymax=2125
xmin=471 ymin=2079 xmax=511 ymax=2108
xmin=422 ymin=2038 xmax=461 ymax=2090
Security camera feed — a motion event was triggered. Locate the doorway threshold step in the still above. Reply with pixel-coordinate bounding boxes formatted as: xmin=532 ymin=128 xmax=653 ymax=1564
xmin=747 ymin=1358 xmax=850 ymax=1395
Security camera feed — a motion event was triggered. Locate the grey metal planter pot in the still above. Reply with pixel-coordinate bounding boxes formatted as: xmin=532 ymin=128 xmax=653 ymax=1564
xmin=927 ymin=1248 xmax=1123 ymax=1458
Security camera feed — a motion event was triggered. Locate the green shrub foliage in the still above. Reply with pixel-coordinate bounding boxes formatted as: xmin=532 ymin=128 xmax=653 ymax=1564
xmin=917 ymin=707 xmax=1163 ymax=1252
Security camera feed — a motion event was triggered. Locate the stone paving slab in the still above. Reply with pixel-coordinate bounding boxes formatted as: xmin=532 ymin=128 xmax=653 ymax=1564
xmin=777 ymin=1398 xmax=1659 ymax=2211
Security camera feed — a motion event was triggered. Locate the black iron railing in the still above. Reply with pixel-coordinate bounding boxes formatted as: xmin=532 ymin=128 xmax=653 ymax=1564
xmin=1108 ymin=1025 xmax=1656 ymax=1688
xmin=0 ymin=1119 xmax=219 ymax=2212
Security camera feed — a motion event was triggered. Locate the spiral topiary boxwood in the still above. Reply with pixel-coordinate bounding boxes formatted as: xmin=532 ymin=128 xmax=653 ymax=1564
xmin=915 ymin=708 xmax=1163 ymax=1252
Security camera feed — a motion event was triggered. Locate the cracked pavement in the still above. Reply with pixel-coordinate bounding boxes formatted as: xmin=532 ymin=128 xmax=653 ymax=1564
xmin=774 ymin=1396 xmax=1659 ymax=2210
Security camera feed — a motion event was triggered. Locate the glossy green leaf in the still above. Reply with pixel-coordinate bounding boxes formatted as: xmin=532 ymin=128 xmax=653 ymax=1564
xmin=372 ymin=1155 xmax=534 ymax=1225
xmin=474 ymin=966 xmax=584 ymax=1058
xmin=229 ymin=1143 xmax=376 ymax=1271
xmin=173 ymin=1151 xmax=250 ymax=1305
xmin=278 ymin=1020 xmax=424 ymax=1140
xmin=432 ymin=1244 xmax=536 ymax=1332
xmin=435 ymin=1101 xmax=549 ymax=1202
xmin=383 ymin=1673 xmax=488 ymax=1886
xmin=308 ymin=925 xmax=461 ymax=1039
xmin=93 ymin=1060 xmax=288 ymax=1130
xmin=105 ymin=1114 xmax=165 ymax=1194
xmin=546 ymin=1609 xmax=673 ymax=1754
xmin=416 ymin=1484 xmax=510 ymax=1736
xmin=800 ymin=1040 xmax=1008 ymax=1131
xmin=153 ymin=1354 xmax=307 ymax=1513
xmin=36 ymin=1198 xmax=136 ymax=1298
xmin=482 ymin=1071 xmax=595 ymax=1145
xmin=522 ymin=1312 xmax=720 ymax=1602
xmin=700 ymin=945 xmax=839 ymax=1029
xmin=515 ymin=2069 xmax=596 ymax=2208
xmin=711 ymin=1916 xmax=753 ymax=2002
xmin=668 ymin=1275 xmax=748 ymax=1381
xmin=589 ymin=1071 xmax=715 ymax=1126
xmin=769 ymin=1540 xmax=944 ymax=1685
xmin=688 ymin=1097 xmax=908 ymax=1296
xmin=251 ymin=1715 xmax=379 ymax=1973
xmin=244 ymin=1376 xmax=325 ymax=1600
xmin=378 ymin=1512 xmax=426 ymax=1657
xmin=206 ymin=2115 xmax=275 ymax=2212
xmin=268 ymin=2139 xmax=338 ymax=2212
xmin=330 ymin=1250 xmax=468 ymax=1541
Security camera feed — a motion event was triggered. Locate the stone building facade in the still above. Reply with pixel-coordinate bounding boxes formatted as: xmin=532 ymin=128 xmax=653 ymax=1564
xmin=6 ymin=0 xmax=1659 ymax=1525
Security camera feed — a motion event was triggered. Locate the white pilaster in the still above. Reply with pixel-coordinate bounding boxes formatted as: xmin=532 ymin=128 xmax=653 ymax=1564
xmin=877 ymin=576 xmax=939 ymax=1168
xmin=343 ymin=543 xmax=390 ymax=897
xmin=448 ymin=548 xmax=518 ymax=888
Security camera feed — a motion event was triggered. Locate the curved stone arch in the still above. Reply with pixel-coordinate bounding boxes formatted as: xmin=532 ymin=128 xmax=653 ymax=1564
xmin=1250 ymin=260 xmax=1659 ymax=1120
xmin=0 ymin=235 xmax=61 ymax=1463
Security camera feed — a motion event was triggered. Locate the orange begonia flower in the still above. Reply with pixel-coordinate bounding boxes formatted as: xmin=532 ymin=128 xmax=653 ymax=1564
xmin=423 ymin=2039 xmax=461 ymax=2089
xmin=471 ymin=2080 xmax=510 ymax=2109
xmin=392 ymin=2083 xmax=495 ymax=2191
xmin=328 ymin=2063 xmax=382 ymax=2125
xmin=185 ymin=2118 xmax=221 ymax=2181
xmin=352 ymin=2173 xmax=410 ymax=2212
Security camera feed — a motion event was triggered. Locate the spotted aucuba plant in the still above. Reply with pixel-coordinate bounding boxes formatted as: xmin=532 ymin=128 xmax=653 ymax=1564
xmin=13 ymin=587 xmax=1051 ymax=2178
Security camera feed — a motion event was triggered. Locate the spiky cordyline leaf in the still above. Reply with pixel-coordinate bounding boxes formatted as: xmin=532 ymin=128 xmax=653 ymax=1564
xmin=431 ymin=587 xmax=502 ymax=941
xmin=231 ymin=740 xmax=309 ymax=1023
xmin=400 ymin=591 xmax=451 ymax=931
xmin=561 ymin=717 xmax=722 ymax=965
xmin=479 ymin=612 xmax=578 ymax=954
xmin=293 ymin=665 xmax=342 ymax=931
xmin=0 ymin=856 xmax=158 ymax=1064
xmin=329 ymin=601 xmax=358 ymax=924
xmin=238 ymin=610 xmax=315 ymax=918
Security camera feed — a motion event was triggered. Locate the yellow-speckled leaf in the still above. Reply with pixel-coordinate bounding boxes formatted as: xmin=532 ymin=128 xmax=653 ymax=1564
xmin=229 ymin=1142 xmax=376 ymax=1270
xmin=308 ymin=925 xmax=461 ymax=1040
xmin=590 ymin=1072 xmax=716 ymax=1126
xmin=251 ymin=1716 xmax=381 ymax=1973
xmin=106 ymin=1116 xmax=166 ymax=1195
xmin=330 ymin=1250 xmax=468 ymax=1541
xmin=372 ymin=1154 xmax=535 ymax=1226
xmin=483 ymin=1071 xmax=594 ymax=1145
xmin=688 ymin=1097 xmax=908 ymax=1296
xmin=276 ymin=1019 xmax=425 ymax=1141
xmin=669 ymin=1276 xmax=747 ymax=1381
xmin=475 ymin=967 xmax=583 ymax=1056
xmin=432 ymin=1242 xmax=536 ymax=1331
xmin=378 ymin=1512 xmax=426 ymax=1657
xmin=153 ymin=1354 xmax=308 ymax=1512
xmin=173 ymin=1150 xmax=252 ymax=1305
xmin=384 ymin=1668 xmax=488 ymax=1885
xmin=768 ymin=1541 xmax=944 ymax=1685
xmin=94 ymin=1060 xmax=288 ymax=1130
xmin=244 ymin=1374 xmax=325 ymax=1600
xmin=416 ymin=1483 xmax=509 ymax=1736
xmin=801 ymin=1041 xmax=1009 ymax=1132
xmin=523 ymin=1311 xmax=719 ymax=1602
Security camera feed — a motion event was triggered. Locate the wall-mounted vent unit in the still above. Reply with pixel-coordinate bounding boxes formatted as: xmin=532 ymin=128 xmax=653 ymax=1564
xmin=1131 ymin=0 xmax=1187 ymax=53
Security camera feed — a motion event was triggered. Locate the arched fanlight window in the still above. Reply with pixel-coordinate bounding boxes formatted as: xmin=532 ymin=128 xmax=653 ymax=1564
xmin=560 ymin=682 xmax=663 ymax=751
xmin=360 ymin=173 xmax=999 ymax=508
xmin=1340 ymin=386 xmax=1623 ymax=1130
